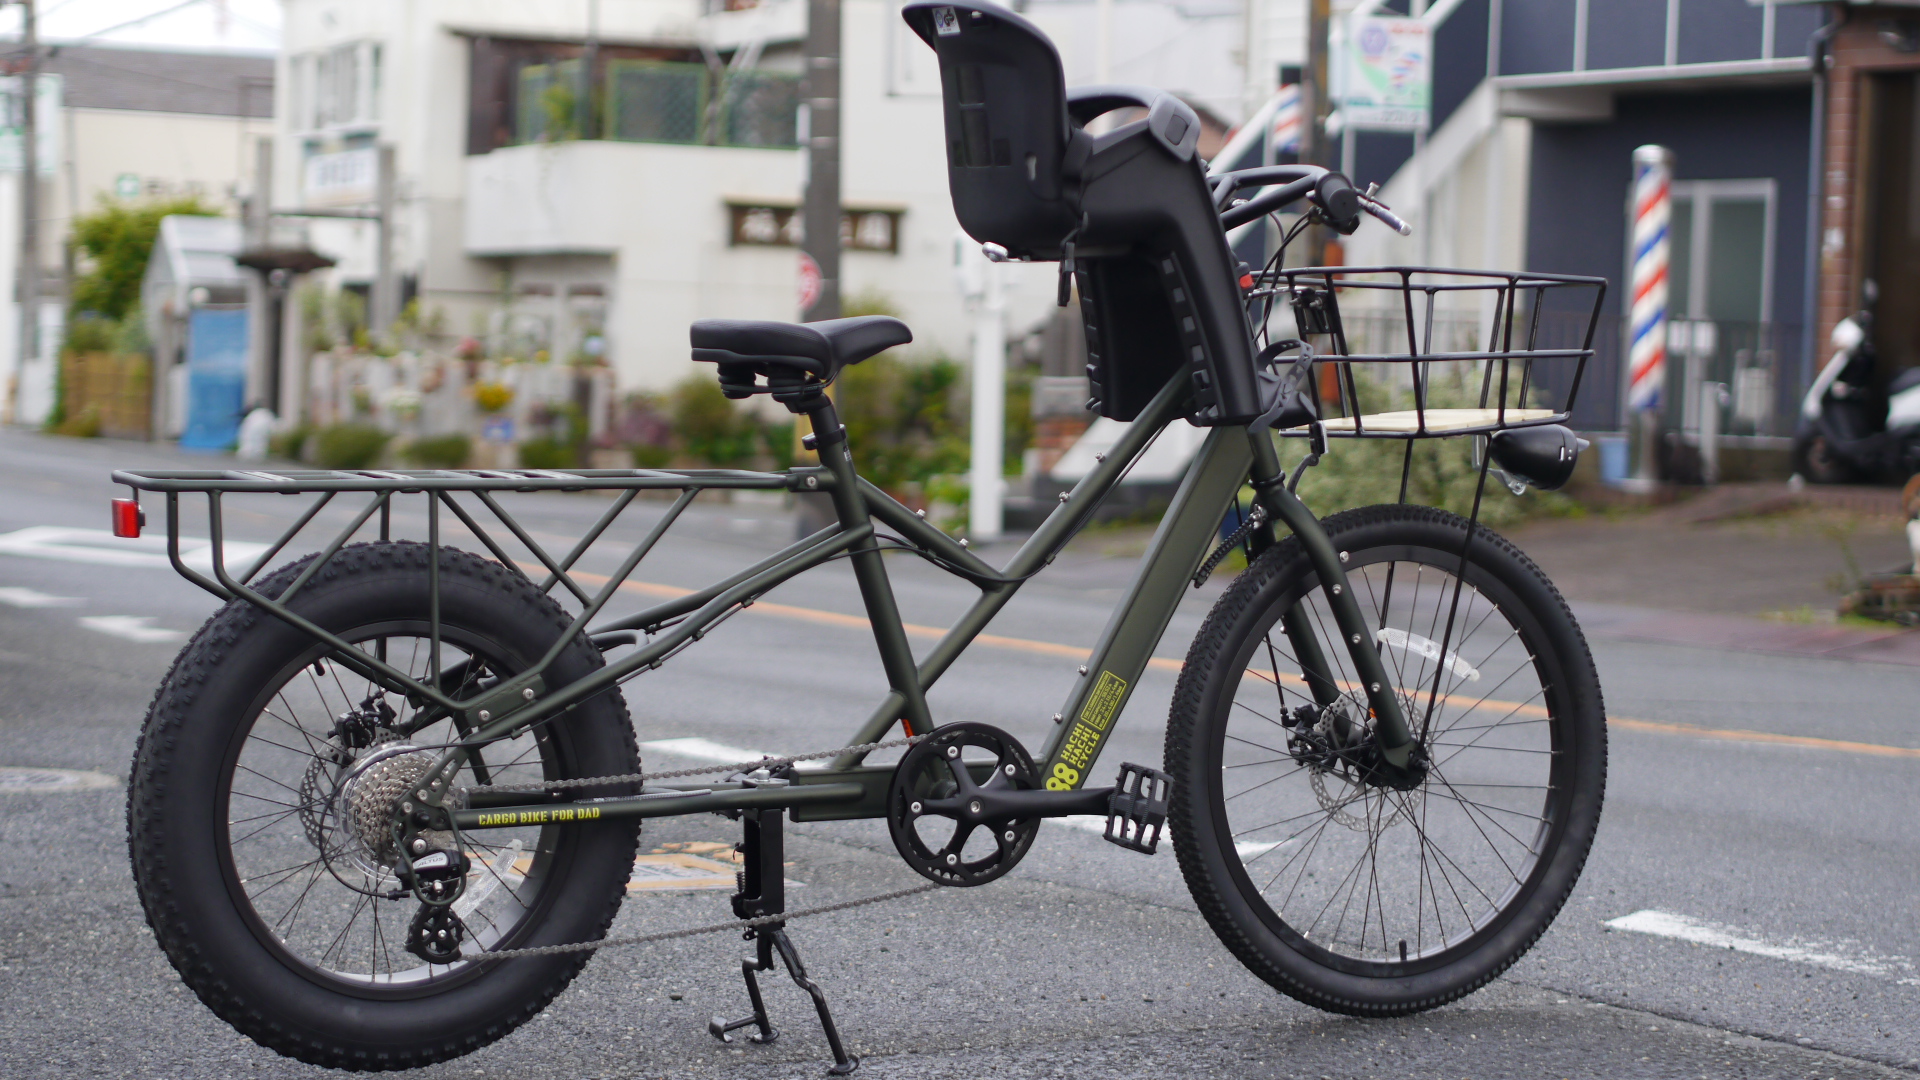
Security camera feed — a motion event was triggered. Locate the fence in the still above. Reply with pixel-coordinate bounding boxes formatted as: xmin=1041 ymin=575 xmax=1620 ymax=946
xmin=515 ymin=60 xmax=799 ymax=150
xmin=59 ymin=352 xmax=151 ymax=439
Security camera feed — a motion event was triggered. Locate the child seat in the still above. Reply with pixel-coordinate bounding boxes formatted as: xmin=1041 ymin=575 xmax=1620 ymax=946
xmin=901 ymin=1 xmax=1262 ymax=425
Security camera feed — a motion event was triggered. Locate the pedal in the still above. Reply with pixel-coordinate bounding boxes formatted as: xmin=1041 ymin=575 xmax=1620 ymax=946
xmin=1103 ymin=763 xmax=1171 ymax=854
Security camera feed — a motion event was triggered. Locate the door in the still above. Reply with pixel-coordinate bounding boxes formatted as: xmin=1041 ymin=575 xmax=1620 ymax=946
xmin=1654 ymin=180 xmax=1777 ymax=436
xmin=178 ymin=307 xmax=250 ymax=450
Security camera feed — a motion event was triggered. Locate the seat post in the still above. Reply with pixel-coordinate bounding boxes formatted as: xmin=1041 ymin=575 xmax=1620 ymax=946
xmin=803 ymin=397 xmax=935 ymax=736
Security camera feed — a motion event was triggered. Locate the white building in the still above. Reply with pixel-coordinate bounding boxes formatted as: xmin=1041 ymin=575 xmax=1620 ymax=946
xmin=0 ymin=44 xmax=274 ymax=425
xmin=275 ymin=0 xmax=1259 ymax=396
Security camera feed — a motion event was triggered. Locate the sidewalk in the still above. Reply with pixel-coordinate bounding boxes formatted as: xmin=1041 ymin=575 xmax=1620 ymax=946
xmin=1509 ymin=481 xmax=1919 ymax=666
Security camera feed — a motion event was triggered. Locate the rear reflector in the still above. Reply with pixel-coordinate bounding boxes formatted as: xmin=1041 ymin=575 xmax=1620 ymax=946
xmin=111 ymin=498 xmax=144 ymax=538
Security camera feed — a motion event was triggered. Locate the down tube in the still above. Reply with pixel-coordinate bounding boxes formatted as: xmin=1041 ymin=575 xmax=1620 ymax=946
xmin=1035 ymin=426 xmax=1251 ymax=789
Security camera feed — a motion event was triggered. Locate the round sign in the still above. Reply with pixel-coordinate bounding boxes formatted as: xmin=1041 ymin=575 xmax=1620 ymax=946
xmin=797 ymin=252 xmax=823 ymax=313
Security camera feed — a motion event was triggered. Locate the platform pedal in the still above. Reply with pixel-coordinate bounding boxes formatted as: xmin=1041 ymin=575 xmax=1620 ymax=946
xmin=1103 ymin=763 xmax=1171 ymax=854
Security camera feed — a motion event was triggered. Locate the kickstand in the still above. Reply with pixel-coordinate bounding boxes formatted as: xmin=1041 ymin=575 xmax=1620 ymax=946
xmin=707 ymin=807 xmax=858 ymax=1076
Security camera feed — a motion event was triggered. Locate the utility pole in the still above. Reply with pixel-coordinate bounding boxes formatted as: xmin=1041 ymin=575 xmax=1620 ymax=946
xmin=1301 ymin=0 xmax=1332 ymax=265
xmin=244 ymin=136 xmax=272 ymax=411
xmin=15 ymin=0 xmax=37 ymax=393
xmin=800 ymin=0 xmax=840 ymax=322
xmin=371 ymin=144 xmax=398 ymax=337
xmin=577 ymin=0 xmax=599 ymax=139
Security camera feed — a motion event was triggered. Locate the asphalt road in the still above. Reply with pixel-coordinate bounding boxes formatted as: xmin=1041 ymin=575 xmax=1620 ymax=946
xmin=0 ymin=428 xmax=1916 ymax=1080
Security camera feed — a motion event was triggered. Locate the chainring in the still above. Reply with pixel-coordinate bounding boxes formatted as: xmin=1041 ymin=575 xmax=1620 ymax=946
xmin=886 ymin=722 xmax=1041 ymax=887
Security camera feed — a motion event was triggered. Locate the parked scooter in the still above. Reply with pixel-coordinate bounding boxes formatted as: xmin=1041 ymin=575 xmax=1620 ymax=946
xmin=1793 ymin=304 xmax=1920 ymax=484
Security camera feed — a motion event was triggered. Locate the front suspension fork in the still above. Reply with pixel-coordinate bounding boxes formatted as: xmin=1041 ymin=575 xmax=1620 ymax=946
xmin=1246 ymin=433 xmax=1416 ymax=767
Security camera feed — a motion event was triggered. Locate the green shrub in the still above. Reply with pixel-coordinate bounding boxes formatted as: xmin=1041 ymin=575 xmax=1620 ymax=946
xmin=404 ymin=433 xmax=472 ymax=469
xmin=63 ymin=316 xmax=117 ymax=353
xmin=630 ymin=443 xmax=672 ymax=469
xmin=313 ymin=424 xmax=390 ymax=470
xmin=518 ymin=437 xmax=578 ymax=470
xmin=836 ymin=353 xmax=967 ymax=493
xmin=760 ymin=418 xmax=797 ymax=471
xmin=269 ymin=425 xmax=310 ymax=461
xmin=70 ymin=195 xmax=218 ymax=322
xmin=668 ymin=377 xmax=758 ymax=466
xmin=51 ymin=405 xmax=102 ymax=438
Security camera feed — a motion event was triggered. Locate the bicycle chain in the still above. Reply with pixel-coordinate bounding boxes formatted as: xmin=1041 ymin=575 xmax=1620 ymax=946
xmin=459 ymin=734 xmax=926 ymax=796
xmin=448 ymin=733 xmax=934 ymax=961
xmin=459 ymin=882 xmax=939 ymax=961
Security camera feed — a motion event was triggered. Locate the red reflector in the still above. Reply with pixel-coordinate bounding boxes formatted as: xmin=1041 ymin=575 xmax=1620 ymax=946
xmin=1238 ymin=273 xmax=1255 ymax=290
xmin=111 ymin=498 xmax=144 ymax=538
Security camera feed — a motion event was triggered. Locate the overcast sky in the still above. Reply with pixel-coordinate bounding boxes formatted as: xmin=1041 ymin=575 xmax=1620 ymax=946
xmin=0 ymin=0 xmax=279 ymax=54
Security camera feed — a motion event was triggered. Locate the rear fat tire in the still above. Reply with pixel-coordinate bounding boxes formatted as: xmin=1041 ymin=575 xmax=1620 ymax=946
xmin=1164 ymin=504 xmax=1606 ymax=1016
xmin=127 ymin=542 xmax=642 ymax=1070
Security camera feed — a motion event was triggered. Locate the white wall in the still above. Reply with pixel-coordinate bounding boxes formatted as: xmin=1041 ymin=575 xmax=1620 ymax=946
xmin=279 ymin=0 xmax=1069 ymax=394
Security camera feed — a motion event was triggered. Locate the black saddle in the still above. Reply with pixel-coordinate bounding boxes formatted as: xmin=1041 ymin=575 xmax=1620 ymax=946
xmin=691 ymin=316 xmax=912 ymax=403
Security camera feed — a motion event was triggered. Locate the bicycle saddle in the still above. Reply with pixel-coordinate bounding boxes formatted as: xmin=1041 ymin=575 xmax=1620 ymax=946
xmin=691 ymin=316 xmax=913 ymax=402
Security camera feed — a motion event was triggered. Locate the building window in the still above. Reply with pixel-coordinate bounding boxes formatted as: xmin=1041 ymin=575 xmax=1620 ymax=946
xmin=302 ymin=41 xmax=380 ymax=131
xmin=727 ymin=203 xmax=903 ymax=254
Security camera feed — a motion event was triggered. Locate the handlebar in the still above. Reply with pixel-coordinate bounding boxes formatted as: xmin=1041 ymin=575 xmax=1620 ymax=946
xmin=1212 ymin=164 xmax=1412 ymax=238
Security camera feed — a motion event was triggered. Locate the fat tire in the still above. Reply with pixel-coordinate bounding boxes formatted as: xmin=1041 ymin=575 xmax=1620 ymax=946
xmin=1164 ymin=504 xmax=1606 ymax=1016
xmin=127 ymin=542 xmax=642 ymax=1070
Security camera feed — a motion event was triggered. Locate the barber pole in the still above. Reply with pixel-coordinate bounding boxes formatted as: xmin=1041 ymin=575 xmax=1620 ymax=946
xmin=1627 ymin=146 xmax=1673 ymax=412
xmin=1269 ymin=83 xmax=1302 ymax=157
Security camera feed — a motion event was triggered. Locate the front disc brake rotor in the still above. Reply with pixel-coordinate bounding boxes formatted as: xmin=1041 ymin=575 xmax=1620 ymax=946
xmin=887 ymin=722 xmax=1041 ymax=887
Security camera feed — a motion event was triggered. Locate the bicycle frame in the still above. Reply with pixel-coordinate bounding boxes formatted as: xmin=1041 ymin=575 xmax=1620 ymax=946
xmin=113 ymin=368 xmax=1413 ymax=836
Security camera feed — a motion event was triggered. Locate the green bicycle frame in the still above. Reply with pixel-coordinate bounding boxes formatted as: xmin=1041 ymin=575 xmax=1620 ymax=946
xmin=112 ymin=367 xmax=1414 ymax=841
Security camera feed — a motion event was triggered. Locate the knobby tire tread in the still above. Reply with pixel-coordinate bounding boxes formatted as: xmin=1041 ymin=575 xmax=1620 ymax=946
xmin=1164 ymin=503 xmax=1607 ymax=1017
xmin=127 ymin=542 xmax=641 ymax=1071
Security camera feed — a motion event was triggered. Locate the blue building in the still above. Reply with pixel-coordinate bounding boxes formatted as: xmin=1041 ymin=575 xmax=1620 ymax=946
xmin=1248 ymin=0 xmax=1828 ymax=457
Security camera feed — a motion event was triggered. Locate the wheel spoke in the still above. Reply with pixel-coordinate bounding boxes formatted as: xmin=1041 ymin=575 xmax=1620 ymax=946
xmin=1191 ymin=522 xmax=1586 ymax=972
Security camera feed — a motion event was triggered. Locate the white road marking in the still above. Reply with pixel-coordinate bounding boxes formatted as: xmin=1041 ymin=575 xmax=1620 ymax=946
xmin=1051 ymin=813 xmax=1281 ymax=859
xmin=1606 ymin=909 xmax=1920 ymax=986
xmin=0 ymin=526 xmax=270 ymax=571
xmin=0 ymin=586 xmax=82 ymax=608
xmin=639 ymin=737 xmax=776 ymax=764
xmin=0 ymin=767 xmax=118 ymax=793
xmin=78 ymin=615 xmax=185 ymax=644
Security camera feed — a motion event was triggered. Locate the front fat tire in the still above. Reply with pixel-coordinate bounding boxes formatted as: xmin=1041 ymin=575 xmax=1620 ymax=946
xmin=1164 ymin=504 xmax=1606 ymax=1016
xmin=126 ymin=542 xmax=642 ymax=1070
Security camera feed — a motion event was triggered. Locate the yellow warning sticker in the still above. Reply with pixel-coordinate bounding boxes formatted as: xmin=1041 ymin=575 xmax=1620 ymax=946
xmin=1080 ymin=671 xmax=1128 ymax=731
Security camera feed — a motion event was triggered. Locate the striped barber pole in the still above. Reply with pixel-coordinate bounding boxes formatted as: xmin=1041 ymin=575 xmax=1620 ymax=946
xmin=1627 ymin=145 xmax=1673 ymax=412
xmin=1269 ymin=83 xmax=1302 ymax=156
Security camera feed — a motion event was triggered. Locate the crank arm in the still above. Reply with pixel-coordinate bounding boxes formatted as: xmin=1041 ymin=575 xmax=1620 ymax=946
xmin=919 ymin=785 xmax=1113 ymax=821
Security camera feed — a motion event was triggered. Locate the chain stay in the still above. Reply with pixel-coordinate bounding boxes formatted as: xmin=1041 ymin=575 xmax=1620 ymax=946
xmin=448 ymin=733 xmax=932 ymax=961
xmin=460 ymin=734 xmax=925 ymax=795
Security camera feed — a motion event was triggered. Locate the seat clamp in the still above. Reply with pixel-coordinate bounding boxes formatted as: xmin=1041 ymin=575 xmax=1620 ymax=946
xmin=801 ymin=424 xmax=848 ymax=452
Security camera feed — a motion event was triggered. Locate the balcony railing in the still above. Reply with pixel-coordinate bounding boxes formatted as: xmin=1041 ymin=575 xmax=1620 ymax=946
xmin=514 ymin=60 xmax=799 ymax=150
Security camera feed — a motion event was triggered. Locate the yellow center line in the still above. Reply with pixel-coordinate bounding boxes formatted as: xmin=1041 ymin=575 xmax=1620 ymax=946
xmin=547 ymin=564 xmax=1920 ymax=761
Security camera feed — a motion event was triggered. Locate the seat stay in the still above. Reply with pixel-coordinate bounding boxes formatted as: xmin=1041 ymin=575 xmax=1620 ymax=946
xmin=806 ymin=398 xmax=938 ymax=737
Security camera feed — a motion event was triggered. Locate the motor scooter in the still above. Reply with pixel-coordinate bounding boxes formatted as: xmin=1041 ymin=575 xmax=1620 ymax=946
xmin=1793 ymin=307 xmax=1920 ymax=484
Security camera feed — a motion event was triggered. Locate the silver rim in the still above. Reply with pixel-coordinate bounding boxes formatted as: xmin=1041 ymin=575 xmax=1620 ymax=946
xmin=222 ymin=631 xmax=561 ymax=987
xmin=1219 ymin=552 xmax=1560 ymax=968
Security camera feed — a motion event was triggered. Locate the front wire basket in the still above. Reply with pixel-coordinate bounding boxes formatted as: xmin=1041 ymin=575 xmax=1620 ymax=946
xmin=1247 ymin=266 xmax=1608 ymax=440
